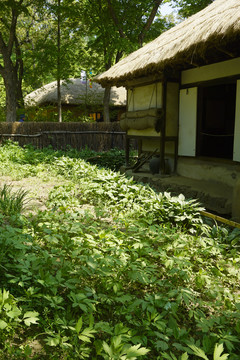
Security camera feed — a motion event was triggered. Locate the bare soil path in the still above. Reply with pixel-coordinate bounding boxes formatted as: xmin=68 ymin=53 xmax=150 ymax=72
xmin=0 ymin=175 xmax=62 ymax=213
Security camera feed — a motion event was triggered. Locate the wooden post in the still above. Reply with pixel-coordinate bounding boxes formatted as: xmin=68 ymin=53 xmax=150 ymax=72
xmin=232 ymin=179 xmax=240 ymax=222
xmin=138 ymin=138 xmax=142 ymax=156
xmin=125 ymin=136 xmax=130 ymax=166
xmin=57 ymin=0 xmax=62 ymax=123
xmin=174 ymin=137 xmax=178 ymax=173
xmin=160 ymin=79 xmax=167 ymax=173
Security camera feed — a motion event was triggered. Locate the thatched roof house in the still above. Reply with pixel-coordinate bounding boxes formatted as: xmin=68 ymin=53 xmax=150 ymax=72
xmin=95 ymin=0 xmax=240 ymax=87
xmin=94 ymin=0 xmax=240 ymax=218
xmin=25 ymin=78 xmax=126 ymax=107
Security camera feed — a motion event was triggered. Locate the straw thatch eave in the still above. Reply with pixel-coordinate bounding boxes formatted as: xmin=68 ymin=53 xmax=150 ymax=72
xmin=24 ymin=78 xmax=126 ymax=108
xmin=94 ymin=0 xmax=240 ymax=87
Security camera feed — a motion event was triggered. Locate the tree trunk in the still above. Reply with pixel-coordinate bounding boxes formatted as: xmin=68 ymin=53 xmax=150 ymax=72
xmin=2 ymin=67 xmax=17 ymax=122
xmin=0 ymin=6 xmax=23 ymax=122
xmin=103 ymin=86 xmax=111 ymax=123
xmin=15 ymin=36 xmax=24 ymax=108
xmin=57 ymin=78 xmax=62 ymax=123
xmin=57 ymin=0 xmax=62 ymax=122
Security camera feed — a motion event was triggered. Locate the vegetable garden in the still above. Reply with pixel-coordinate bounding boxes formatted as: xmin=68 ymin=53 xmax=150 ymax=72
xmin=0 ymin=141 xmax=239 ymax=359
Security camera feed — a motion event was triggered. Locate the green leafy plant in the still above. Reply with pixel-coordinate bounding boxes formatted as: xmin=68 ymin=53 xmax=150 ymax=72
xmin=187 ymin=343 xmax=229 ymax=360
xmin=0 ymin=184 xmax=29 ymax=215
xmin=0 ymin=141 xmax=239 ymax=359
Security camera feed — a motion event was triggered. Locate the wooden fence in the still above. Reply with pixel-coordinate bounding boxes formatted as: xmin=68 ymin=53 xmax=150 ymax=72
xmin=0 ymin=122 xmax=129 ymax=152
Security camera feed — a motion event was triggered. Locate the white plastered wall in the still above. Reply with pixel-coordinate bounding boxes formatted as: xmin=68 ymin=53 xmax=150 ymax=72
xmin=127 ymin=83 xmax=162 ymax=111
xmin=178 ymin=87 xmax=198 ymax=156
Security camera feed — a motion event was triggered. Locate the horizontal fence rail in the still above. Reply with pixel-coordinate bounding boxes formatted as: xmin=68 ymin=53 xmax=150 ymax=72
xmin=0 ymin=130 xmax=125 ymax=137
xmin=0 ymin=122 xmax=133 ymax=152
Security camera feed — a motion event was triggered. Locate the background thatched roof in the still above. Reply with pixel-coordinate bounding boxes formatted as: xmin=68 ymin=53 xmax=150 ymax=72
xmin=25 ymin=78 xmax=126 ymax=107
xmin=95 ymin=0 xmax=240 ymax=87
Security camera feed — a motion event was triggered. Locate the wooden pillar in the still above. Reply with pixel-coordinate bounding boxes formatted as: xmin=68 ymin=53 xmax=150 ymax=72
xmin=174 ymin=137 xmax=178 ymax=173
xmin=160 ymin=79 xmax=167 ymax=173
xmin=232 ymin=178 xmax=240 ymax=222
xmin=138 ymin=138 xmax=142 ymax=156
xmin=125 ymin=136 xmax=130 ymax=166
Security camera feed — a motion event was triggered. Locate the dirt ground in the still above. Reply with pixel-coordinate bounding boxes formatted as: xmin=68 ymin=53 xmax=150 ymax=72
xmin=0 ymin=175 xmax=61 ymax=213
xmin=0 ymin=168 xmax=233 ymax=217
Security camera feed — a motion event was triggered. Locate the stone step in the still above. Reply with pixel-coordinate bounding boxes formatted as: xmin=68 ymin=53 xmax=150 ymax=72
xmin=124 ymin=169 xmax=232 ymax=215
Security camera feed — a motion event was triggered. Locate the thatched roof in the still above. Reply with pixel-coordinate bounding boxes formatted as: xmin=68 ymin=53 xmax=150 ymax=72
xmin=25 ymin=78 xmax=126 ymax=107
xmin=95 ymin=0 xmax=240 ymax=87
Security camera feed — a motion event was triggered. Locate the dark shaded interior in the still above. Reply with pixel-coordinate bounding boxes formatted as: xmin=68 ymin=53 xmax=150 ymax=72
xmin=197 ymin=82 xmax=236 ymax=159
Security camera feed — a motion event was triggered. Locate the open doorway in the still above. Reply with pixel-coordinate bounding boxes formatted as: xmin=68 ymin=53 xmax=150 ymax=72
xmin=197 ymin=83 xmax=236 ymax=159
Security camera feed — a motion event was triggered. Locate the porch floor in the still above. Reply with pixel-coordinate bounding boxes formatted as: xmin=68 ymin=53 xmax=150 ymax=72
xmin=122 ymin=168 xmax=233 ymax=216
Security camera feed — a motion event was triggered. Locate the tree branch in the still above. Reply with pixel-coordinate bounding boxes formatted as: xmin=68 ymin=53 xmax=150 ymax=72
xmin=7 ymin=0 xmax=24 ymax=54
xmin=0 ymin=32 xmax=7 ymax=52
xmin=107 ymin=0 xmax=126 ymax=38
xmin=138 ymin=0 xmax=163 ymax=47
xmin=0 ymin=32 xmax=9 ymax=67
xmin=7 ymin=8 xmax=18 ymax=55
xmin=115 ymin=50 xmax=123 ymax=64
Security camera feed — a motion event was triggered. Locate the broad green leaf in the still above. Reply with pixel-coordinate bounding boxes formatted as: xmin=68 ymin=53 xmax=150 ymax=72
xmin=76 ymin=317 xmax=82 ymax=334
xmin=23 ymin=311 xmax=39 ymax=326
xmin=1 ymin=289 xmax=10 ymax=303
xmin=81 ymin=327 xmax=96 ymax=337
xmin=78 ymin=335 xmax=92 ymax=343
xmin=188 ymin=345 xmax=209 ymax=360
xmin=124 ymin=344 xmax=150 ymax=357
xmin=0 ymin=319 xmax=8 ymax=329
xmin=170 ymin=352 xmax=178 ymax=360
xmin=181 ymin=353 xmax=189 ymax=360
xmin=78 ymin=327 xmax=96 ymax=342
xmin=213 ymin=343 xmax=229 ymax=360
xmin=79 ymin=303 xmax=88 ymax=312
xmin=6 ymin=306 xmax=21 ymax=319
xmin=161 ymin=353 xmax=173 ymax=360
xmin=89 ymin=313 xmax=94 ymax=328
xmin=156 ymin=340 xmax=169 ymax=351
xmin=102 ymin=341 xmax=113 ymax=357
xmin=46 ymin=337 xmax=60 ymax=347
xmin=113 ymin=335 xmax=122 ymax=349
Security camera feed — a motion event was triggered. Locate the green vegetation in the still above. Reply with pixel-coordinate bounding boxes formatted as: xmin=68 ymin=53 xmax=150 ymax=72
xmin=0 ymin=0 xmax=210 ymax=122
xmin=0 ymin=184 xmax=28 ymax=216
xmin=0 ymin=141 xmax=240 ymax=359
xmin=171 ymin=0 xmax=213 ymax=18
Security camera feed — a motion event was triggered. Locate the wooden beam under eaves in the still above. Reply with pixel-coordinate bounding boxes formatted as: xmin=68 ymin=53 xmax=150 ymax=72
xmin=215 ymin=46 xmax=235 ymax=58
xmin=125 ymin=74 xmax=162 ymax=89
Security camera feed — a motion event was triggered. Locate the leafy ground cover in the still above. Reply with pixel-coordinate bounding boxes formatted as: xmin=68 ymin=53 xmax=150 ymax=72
xmin=0 ymin=141 xmax=240 ymax=360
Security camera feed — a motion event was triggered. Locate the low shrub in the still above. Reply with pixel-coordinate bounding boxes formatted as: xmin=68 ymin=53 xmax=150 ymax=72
xmin=0 ymin=141 xmax=239 ymax=359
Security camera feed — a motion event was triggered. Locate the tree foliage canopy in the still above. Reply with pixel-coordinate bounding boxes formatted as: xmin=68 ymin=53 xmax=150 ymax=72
xmin=0 ymin=0 xmax=213 ymax=122
xmin=170 ymin=0 xmax=214 ymax=18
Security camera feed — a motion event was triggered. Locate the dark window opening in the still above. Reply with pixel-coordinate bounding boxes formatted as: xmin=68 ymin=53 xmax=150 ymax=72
xmin=197 ymin=83 xmax=236 ymax=159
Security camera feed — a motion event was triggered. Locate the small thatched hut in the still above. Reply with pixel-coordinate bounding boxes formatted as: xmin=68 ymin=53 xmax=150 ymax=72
xmin=25 ymin=78 xmax=126 ymax=122
xmin=95 ymin=0 xmax=240 ymax=217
